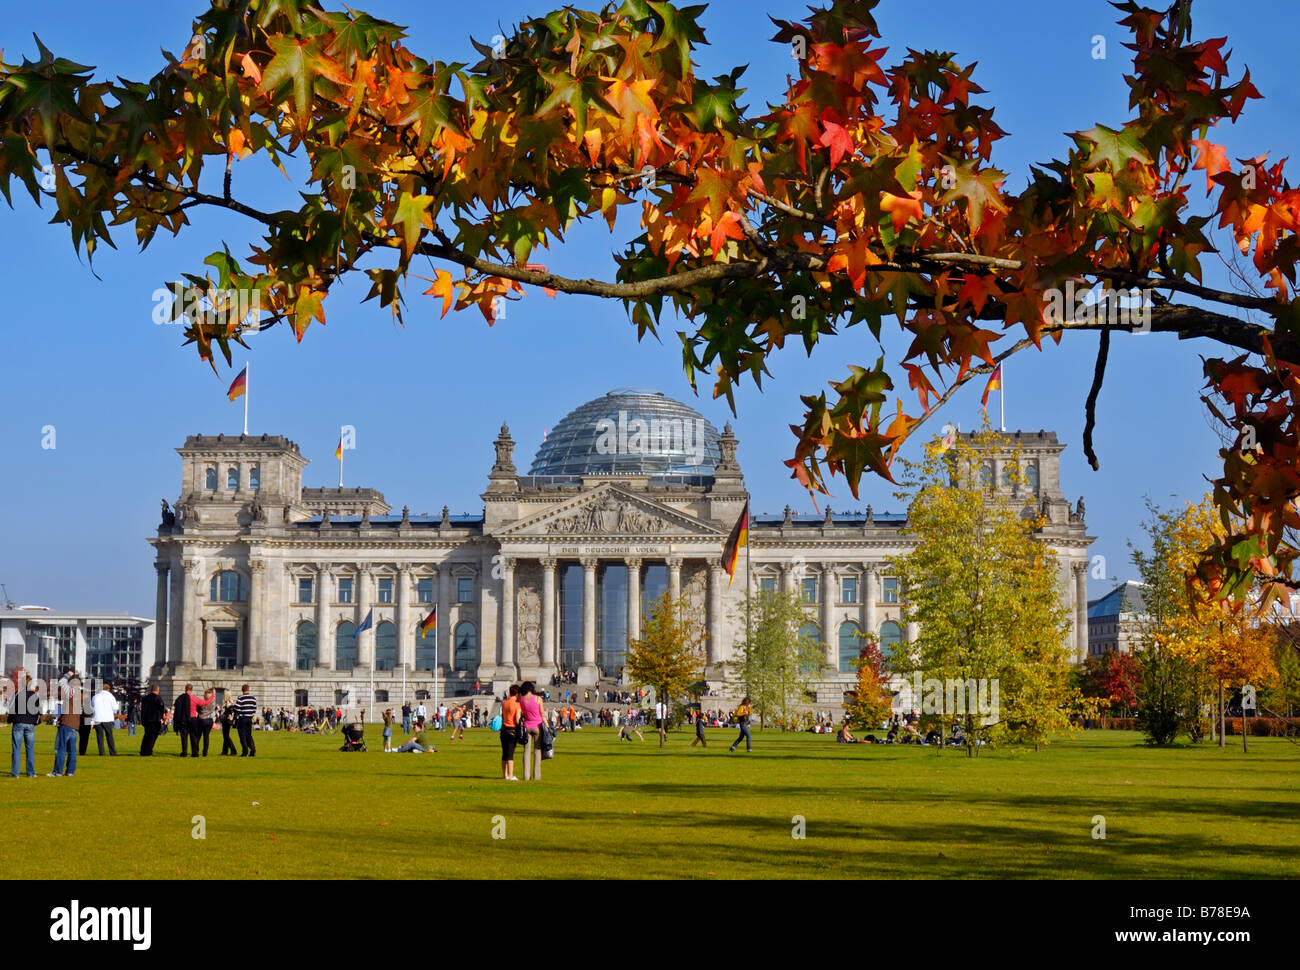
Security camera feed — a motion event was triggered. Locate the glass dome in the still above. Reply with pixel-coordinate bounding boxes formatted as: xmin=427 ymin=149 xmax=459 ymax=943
xmin=528 ymin=389 xmax=723 ymax=477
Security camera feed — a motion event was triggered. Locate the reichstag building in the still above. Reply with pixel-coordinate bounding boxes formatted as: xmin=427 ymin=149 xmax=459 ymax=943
xmin=148 ymin=388 xmax=1093 ymax=710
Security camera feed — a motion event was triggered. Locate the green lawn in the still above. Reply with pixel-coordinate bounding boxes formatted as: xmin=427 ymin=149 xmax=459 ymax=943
xmin=4 ymin=724 xmax=1297 ymax=879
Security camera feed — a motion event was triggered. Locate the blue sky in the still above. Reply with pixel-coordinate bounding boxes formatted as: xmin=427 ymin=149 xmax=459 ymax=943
xmin=2 ymin=0 xmax=1296 ymax=614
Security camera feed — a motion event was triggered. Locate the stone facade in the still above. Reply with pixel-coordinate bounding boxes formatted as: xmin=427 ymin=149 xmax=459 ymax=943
xmin=147 ymin=397 xmax=1093 ymax=712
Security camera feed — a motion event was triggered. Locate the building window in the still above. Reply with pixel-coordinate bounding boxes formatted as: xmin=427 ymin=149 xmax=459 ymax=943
xmin=375 ymin=621 xmax=396 ymax=671
xmin=210 ymin=571 xmax=248 ymax=603
xmin=335 ymin=621 xmax=357 ymax=671
xmin=415 ymin=689 xmax=430 ymax=701
xmin=882 ymin=577 xmax=900 ymax=604
xmin=295 ymin=621 xmax=317 ymax=671
xmin=297 ymin=578 xmax=314 ymax=604
xmin=841 ymin=577 xmax=858 ymax=604
xmin=249 ymin=465 xmax=260 ymax=490
xmin=798 ymin=623 xmax=820 ymax=648
xmin=1001 ymin=462 xmax=1015 ymax=487
xmin=35 ymin=625 xmax=77 ymax=683
xmin=294 ymin=689 xmax=309 ymax=707
xmin=801 ymin=578 xmax=817 ymax=603
xmin=759 ymin=577 xmax=776 ymax=594
xmin=377 ymin=577 xmax=394 ymax=604
xmin=334 ymin=690 xmax=349 ymax=707
xmin=417 ymin=578 xmax=433 ymax=604
xmin=86 ymin=625 xmax=143 ymax=683
xmin=205 ymin=467 xmax=217 ymax=490
xmin=1025 ymin=461 xmax=1039 ymax=494
xmin=215 ymin=629 xmax=238 ymax=670
xmin=454 ymin=622 xmax=478 ymax=672
xmin=838 ymin=621 xmax=862 ymax=673
xmin=457 ymin=577 xmax=474 ymax=603
xmin=880 ymin=621 xmax=903 ymax=659
xmin=415 ymin=625 xmax=436 ymax=670
xmin=374 ymin=689 xmax=389 ymax=704
xmin=337 ymin=577 xmax=354 ymax=604
xmin=979 ymin=461 xmax=993 ymax=490
xmin=227 ymin=467 xmax=239 ymax=490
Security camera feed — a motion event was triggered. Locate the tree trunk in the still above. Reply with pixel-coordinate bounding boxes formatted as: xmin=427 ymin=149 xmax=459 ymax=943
xmin=1218 ymin=681 xmax=1225 ymax=749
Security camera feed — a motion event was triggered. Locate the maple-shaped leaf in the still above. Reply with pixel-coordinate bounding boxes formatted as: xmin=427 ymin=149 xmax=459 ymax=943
xmin=392 ymin=192 xmax=434 ymax=260
xmin=259 ymin=35 xmax=341 ymax=119
xmin=819 ymin=119 xmax=854 ymax=168
xmin=1074 ymin=124 xmax=1152 ymax=173
xmin=420 ymin=269 xmax=456 ymax=318
xmin=1190 ymin=138 xmax=1231 ymax=193
xmin=880 ymin=190 xmax=923 ymax=233
xmin=937 ymin=164 xmax=1008 ymax=234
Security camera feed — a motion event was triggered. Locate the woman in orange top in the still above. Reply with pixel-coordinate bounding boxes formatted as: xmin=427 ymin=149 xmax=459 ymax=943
xmin=500 ymin=685 xmax=522 ymax=781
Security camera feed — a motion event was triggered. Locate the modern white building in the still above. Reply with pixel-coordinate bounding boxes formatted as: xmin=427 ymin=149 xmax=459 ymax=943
xmin=145 ymin=388 xmax=1094 ymax=710
xmin=0 ymin=607 xmax=156 ymax=684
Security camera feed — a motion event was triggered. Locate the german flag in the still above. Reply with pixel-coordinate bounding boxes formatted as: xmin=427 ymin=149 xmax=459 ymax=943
xmin=722 ymin=500 xmax=749 ymax=586
xmin=334 ymin=435 xmax=343 ymax=461
xmin=981 ymin=364 xmax=1002 ymax=409
xmin=419 ymin=607 xmax=436 ymax=638
xmin=226 ymin=364 xmax=248 ymax=402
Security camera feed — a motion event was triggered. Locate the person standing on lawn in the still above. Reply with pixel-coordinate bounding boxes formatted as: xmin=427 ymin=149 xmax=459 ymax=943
xmin=691 ymin=708 xmax=708 ymax=748
xmin=172 ymin=684 xmax=194 ymax=757
xmin=500 ymin=684 xmax=521 ymax=781
xmin=190 ymin=687 xmax=216 ymax=757
xmin=139 ymin=684 xmax=166 ymax=756
xmin=219 ymin=702 xmax=239 ymax=755
xmin=51 ymin=676 xmax=82 ymax=775
xmin=8 ymin=673 xmax=40 ymax=778
xmin=234 ymin=685 xmax=257 ymax=757
xmin=382 ymin=708 xmax=395 ymax=752
xmin=519 ymin=682 xmax=545 ymax=782
xmin=91 ymin=681 xmax=120 ymax=756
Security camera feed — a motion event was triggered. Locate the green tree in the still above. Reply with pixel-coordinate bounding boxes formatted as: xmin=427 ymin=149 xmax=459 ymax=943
xmin=890 ymin=428 xmax=1073 ymax=755
xmin=730 ymin=591 xmax=822 ymax=731
xmin=844 ymin=636 xmax=893 ymax=733
xmin=623 ymin=591 xmax=707 ymax=747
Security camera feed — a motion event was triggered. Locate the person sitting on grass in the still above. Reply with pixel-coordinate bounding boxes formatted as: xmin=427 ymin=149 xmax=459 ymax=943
xmin=837 ymin=723 xmax=861 ymax=743
xmin=392 ymin=720 xmax=437 ymax=754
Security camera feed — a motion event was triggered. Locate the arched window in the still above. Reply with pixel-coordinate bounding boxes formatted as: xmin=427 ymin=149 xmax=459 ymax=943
xmin=1025 ymin=461 xmax=1039 ymax=494
xmin=209 ymin=571 xmax=248 ymax=603
xmin=374 ymin=689 xmax=389 ymax=703
xmin=838 ymin=621 xmax=862 ymax=672
xmin=227 ymin=467 xmax=239 ymax=490
xmin=335 ymin=621 xmax=357 ymax=671
xmin=249 ymin=465 xmax=260 ymax=490
xmin=415 ymin=625 xmax=436 ymax=670
xmin=454 ymin=621 xmax=478 ymax=672
xmin=880 ymin=621 xmax=903 ymax=659
xmin=1001 ymin=462 xmax=1015 ymax=487
xmin=205 ymin=467 xmax=217 ymax=490
xmin=979 ymin=461 xmax=993 ymax=490
xmin=295 ymin=621 xmax=317 ymax=671
xmin=375 ymin=621 xmax=396 ymax=671
xmin=798 ymin=623 xmax=820 ymax=647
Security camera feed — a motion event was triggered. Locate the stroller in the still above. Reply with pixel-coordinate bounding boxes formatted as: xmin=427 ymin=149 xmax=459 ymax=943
xmin=338 ymin=720 xmax=366 ymax=752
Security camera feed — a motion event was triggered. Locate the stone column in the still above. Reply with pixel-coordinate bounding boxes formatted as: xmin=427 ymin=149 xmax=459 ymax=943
xmin=438 ymin=567 xmax=452 ymax=669
xmin=247 ymin=559 xmax=265 ymax=666
xmin=667 ymin=557 xmax=682 ymax=601
xmin=820 ymin=563 xmax=836 ymax=667
xmin=315 ymin=565 xmax=331 ymax=669
xmin=626 ymin=557 xmax=642 ymax=644
xmin=182 ymin=558 xmax=202 ymax=667
xmin=540 ymin=558 xmax=556 ymax=669
xmin=707 ymin=562 xmax=726 ymax=666
xmin=579 ymin=557 xmax=599 ymax=685
xmin=168 ymin=558 xmax=185 ymax=664
xmin=395 ymin=565 xmax=410 ymax=671
xmin=863 ymin=563 xmax=877 ymax=641
xmin=499 ymin=557 xmax=516 ymax=674
xmin=154 ymin=562 xmax=169 ymax=668
xmin=356 ymin=564 xmax=372 ymax=667
xmin=1074 ymin=561 xmax=1089 ymax=662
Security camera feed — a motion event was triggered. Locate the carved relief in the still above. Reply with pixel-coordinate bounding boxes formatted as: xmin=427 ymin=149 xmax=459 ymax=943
xmin=682 ymin=562 xmax=708 ymax=627
xmin=545 ymin=494 xmax=671 ymax=535
xmin=516 ymin=582 xmax=541 ymax=662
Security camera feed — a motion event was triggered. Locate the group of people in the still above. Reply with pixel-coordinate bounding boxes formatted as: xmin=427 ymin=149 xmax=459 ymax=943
xmin=497 ymin=682 xmax=550 ymax=781
xmin=155 ymin=683 xmax=259 ymax=758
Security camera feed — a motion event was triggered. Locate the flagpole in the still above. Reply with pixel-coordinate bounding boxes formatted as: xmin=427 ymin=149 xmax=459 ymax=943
xmin=338 ymin=428 xmax=344 ymax=488
xmin=243 ymin=360 xmax=249 ymax=436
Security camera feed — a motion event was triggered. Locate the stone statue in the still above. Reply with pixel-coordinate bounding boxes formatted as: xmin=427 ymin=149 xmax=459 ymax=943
xmin=401 ymin=505 xmax=411 ymax=527
xmin=249 ymin=497 xmax=266 ymax=523
xmin=440 ymin=505 xmax=450 ymax=527
xmin=360 ymin=507 xmax=370 ymax=527
xmin=320 ymin=508 xmax=331 ymax=526
xmin=865 ymin=504 xmax=873 ymax=524
xmin=1076 ymin=497 xmax=1086 ymax=521
xmin=160 ymin=499 xmax=176 ymax=528
xmin=782 ymin=505 xmax=793 ymax=526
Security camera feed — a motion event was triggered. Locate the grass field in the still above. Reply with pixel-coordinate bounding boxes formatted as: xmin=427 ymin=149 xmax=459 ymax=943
xmin=4 ymin=724 xmax=1297 ymax=879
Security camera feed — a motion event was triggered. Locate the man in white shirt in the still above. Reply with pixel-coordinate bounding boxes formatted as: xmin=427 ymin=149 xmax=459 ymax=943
xmin=415 ymin=702 xmax=427 ymax=726
xmin=91 ymin=682 xmax=121 ymax=756
xmin=437 ymin=704 xmax=447 ymax=730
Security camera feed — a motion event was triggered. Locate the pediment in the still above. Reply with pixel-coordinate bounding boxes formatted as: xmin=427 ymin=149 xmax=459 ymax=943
xmin=201 ymin=604 xmax=244 ymax=622
xmin=498 ymin=484 xmax=725 ymax=538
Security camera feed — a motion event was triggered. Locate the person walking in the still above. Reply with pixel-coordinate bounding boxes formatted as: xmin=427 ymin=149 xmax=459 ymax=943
xmin=190 ymin=687 xmax=216 ymax=757
xmin=124 ymin=695 xmax=140 ymax=737
xmin=91 ymin=681 xmax=120 ymax=756
xmin=173 ymin=684 xmax=194 ymax=757
xmin=139 ymin=684 xmax=166 ymax=756
xmin=51 ymin=676 xmax=81 ymax=776
xmin=519 ymin=682 xmax=545 ymax=782
xmin=690 ymin=707 xmax=708 ymax=748
xmin=499 ymin=685 xmax=521 ymax=781
xmin=219 ymin=702 xmax=239 ymax=755
xmin=729 ymin=696 xmax=753 ymax=753
xmin=234 ymin=685 xmax=257 ymax=756
xmin=8 ymin=673 xmax=40 ymax=778
xmin=382 ymin=708 xmax=395 ymax=752
xmin=78 ymin=681 xmax=94 ymax=757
